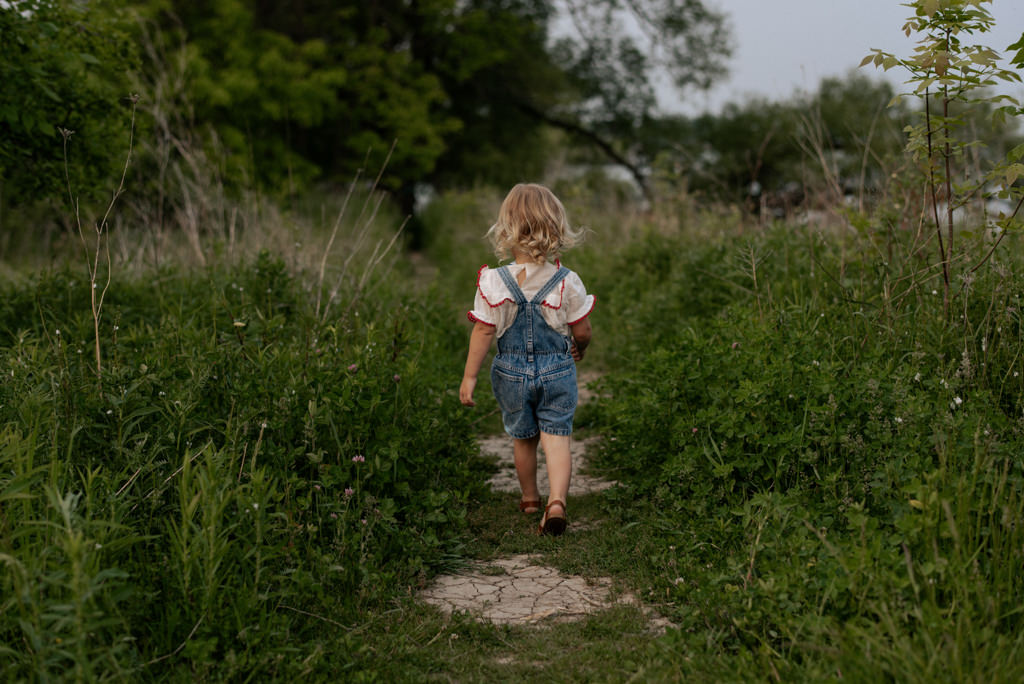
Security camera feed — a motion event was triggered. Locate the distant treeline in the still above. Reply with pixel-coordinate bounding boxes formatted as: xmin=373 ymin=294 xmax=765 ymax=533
xmin=0 ymin=0 xmax=1020 ymax=229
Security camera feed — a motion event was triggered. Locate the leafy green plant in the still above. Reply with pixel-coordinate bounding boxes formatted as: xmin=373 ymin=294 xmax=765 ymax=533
xmin=862 ymin=0 xmax=1024 ymax=312
xmin=0 ymin=0 xmax=138 ymax=211
xmin=0 ymin=250 xmax=485 ymax=677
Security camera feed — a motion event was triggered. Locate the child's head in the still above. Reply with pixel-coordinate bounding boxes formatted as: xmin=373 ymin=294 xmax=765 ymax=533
xmin=487 ymin=183 xmax=583 ymax=264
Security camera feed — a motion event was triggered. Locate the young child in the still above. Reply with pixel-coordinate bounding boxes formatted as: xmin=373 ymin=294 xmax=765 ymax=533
xmin=459 ymin=183 xmax=595 ymax=536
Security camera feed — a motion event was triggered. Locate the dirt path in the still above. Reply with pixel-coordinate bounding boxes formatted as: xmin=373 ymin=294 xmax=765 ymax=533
xmin=420 ymin=371 xmax=670 ymax=631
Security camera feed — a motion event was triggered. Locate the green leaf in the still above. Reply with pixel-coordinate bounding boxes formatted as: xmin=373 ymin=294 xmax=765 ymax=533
xmin=1006 ymin=164 xmax=1024 ymax=186
xmin=38 ymin=82 xmax=61 ymax=103
xmin=78 ymin=52 xmax=100 ymax=65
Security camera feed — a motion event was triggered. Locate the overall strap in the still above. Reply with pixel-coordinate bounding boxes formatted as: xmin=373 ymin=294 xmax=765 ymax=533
xmin=531 ymin=266 xmax=569 ymax=304
xmin=496 ymin=266 xmax=528 ymax=305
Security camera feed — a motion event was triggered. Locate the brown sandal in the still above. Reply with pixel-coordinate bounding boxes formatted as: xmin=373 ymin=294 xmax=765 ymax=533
xmin=519 ymin=499 xmax=542 ymax=514
xmin=538 ymin=499 xmax=567 ymax=536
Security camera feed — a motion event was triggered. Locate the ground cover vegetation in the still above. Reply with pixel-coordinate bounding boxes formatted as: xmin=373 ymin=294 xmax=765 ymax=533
xmin=3 ymin=0 xmax=1024 ymax=679
xmin=0 ymin=248 xmax=492 ymax=677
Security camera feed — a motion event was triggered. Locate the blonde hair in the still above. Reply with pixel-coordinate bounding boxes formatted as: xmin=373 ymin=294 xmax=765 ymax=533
xmin=486 ymin=183 xmax=583 ymax=264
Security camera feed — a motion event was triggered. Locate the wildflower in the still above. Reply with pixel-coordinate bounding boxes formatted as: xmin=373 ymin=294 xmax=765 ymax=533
xmin=361 ymin=518 xmax=367 ymax=525
xmin=233 ymin=320 xmax=245 ymax=327
xmin=260 ymin=422 xmax=268 ymax=429
xmin=812 ymin=360 xmax=820 ymax=367
xmin=113 ymin=325 xmax=119 ymax=331
xmin=344 ymin=487 xmax=355 ymax=497
xmin=95 ymin=543 xmax=102 ymax=550
xmin=352 ymin=454 xmax=366 ymax=463
xmin=894 ymin=417 xmax=903 ymax=424
xmin=159 ymin=391 xmax=166 ymax=397
xmin=348 ymin=364 xmax=358 ymax=372
xmin=252 ymin=503 xmax=259 ymax=510
xmin=914 ymin=373 xmax=921 ymax=382
xmin=314 ymin=484 xmax=322 ymax=491
xmin=330 ymin=512 xmax=338 ymax=519
xmin=953 ymin=396 xmax=963 ymax=406
xmin=691 ymin=428 xmax=698 ymax=434
xmin=731 ymin=342 xmax=739 ymax=349
xmin=932 ymin=290 xmax=938 ymax=295
xmin=393 ymin=374 xmax=401 ymax=382
xmin=55 ymin=329 xmax=60 ymax=336
xmin=106 ymin=410 xmax=112 ymax=415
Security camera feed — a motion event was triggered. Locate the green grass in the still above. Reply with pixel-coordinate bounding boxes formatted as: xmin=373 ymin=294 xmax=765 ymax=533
xmin=4 ymin=188 xmax=1024 ymax=680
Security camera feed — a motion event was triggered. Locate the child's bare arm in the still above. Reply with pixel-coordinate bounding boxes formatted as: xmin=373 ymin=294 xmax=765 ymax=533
xmin=570 ymin=319 xmax=592 ymax=361
xmin=460 ymin=321 xmax=496 ymax=406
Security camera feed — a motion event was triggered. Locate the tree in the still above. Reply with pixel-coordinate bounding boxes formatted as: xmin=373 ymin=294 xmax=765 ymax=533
xmin=0 ymin=0 xmax=137 ymax=213
xmin=1 ymin=0 xmax=733 ymax=231
xmin=549 ymin=0 xmax=731 ymax=195
xmin=136 ymin=0 xmax=730 ymax=202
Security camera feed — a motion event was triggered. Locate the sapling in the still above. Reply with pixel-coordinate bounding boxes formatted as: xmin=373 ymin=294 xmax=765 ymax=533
xmin=61 ymin=95 xmax=139 ymax=385
xmin=862 ymin=0 xmax=1024 ymax=315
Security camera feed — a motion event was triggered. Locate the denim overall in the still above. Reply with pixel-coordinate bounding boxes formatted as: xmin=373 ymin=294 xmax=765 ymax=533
xmin=491 ymin=265 xmax=578 ymax=439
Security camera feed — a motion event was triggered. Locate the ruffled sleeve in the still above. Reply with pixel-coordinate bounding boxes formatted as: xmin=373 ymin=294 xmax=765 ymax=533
xmin=466 ymin=265 xmax=510 ymax=326
xmin=563 ymin=271 xmax=596 ymax=325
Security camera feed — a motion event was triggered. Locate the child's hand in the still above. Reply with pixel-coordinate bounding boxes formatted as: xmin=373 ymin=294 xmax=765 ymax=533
xmin=460 ymin=376 xmax=477 ymax=406
xmin=571 ymin=339 xmax=585 ymax=361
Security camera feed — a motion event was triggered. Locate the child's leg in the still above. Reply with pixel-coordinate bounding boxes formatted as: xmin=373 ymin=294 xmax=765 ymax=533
xmin=513 ymin=435 xmax=541 ymax=509
xmin=539 ymin=432 xmax=571 ymax=515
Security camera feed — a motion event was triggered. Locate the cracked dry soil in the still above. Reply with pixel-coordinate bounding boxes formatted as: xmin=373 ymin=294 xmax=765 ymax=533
xmin=420 ymin=372 xmax=670 ymax=631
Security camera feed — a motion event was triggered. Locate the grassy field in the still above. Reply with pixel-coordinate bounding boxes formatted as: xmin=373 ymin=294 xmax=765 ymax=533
xmin=3 ymin=186 xmax=1024 ymax=680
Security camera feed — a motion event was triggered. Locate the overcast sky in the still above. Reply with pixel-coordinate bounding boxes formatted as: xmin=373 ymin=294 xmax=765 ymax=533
xmin=671 ymin=0 xmax=1024 ymax=114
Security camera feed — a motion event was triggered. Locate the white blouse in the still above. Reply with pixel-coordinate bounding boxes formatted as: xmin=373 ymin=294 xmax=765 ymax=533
xmin=467 ymin=261 xmax=595 ymax=339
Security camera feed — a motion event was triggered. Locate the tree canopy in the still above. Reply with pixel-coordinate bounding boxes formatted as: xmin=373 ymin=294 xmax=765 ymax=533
xmin=0 ymin=0 xmax=137 ymax=207
xmin=1 ymin=0 xmax=733 ymax=220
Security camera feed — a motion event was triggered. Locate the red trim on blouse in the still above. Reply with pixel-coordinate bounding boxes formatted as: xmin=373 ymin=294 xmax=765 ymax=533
xmin=475 ymin=265 xmax=513 ymax=308
xmin=476 ymin=263 xmax=567 ymax=310
xmin=467 ymin=311 xmax=496 ymax=326
xmin=567 ymin=296 xmax=596 ymax=325
xmin=539 ymin=279 xmax=565 ymax=310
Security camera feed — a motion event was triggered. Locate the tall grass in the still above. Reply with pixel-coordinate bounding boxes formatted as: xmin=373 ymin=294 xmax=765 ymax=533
xmin=589 ymin=215 xmax=1024 ymax=680
xmin=0 ymin=191 xmax=482 ymax=678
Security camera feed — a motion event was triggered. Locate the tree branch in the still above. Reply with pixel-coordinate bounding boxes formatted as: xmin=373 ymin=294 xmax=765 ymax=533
xmin=513 ymin=100 xmax=651 ymax=201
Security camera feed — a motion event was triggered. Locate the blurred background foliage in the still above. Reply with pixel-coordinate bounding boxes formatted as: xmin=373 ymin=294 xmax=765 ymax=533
xmin=9 ymin=0 xmax=1019 ymax=247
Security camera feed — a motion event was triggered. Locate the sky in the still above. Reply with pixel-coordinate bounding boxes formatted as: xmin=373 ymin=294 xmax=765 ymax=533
xmin=671 ymin=0 xmax=1024 ymax=114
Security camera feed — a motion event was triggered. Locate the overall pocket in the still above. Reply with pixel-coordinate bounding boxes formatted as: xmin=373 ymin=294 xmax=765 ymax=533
xmin=491 ymin=366 xmax=525 ymax=414
xmin=540 ymin=364 xmax=577 ymax=412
